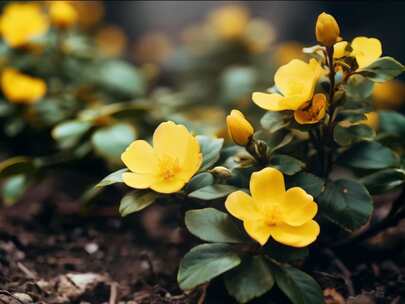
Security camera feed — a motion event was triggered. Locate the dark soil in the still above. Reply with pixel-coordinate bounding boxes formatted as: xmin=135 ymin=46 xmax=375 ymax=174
xmin=1 ymin=178 xmax=405 ymax=304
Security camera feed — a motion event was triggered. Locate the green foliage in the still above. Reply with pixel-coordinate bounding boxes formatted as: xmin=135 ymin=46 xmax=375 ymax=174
xmin=184 ymin=172 xmax=214 ymax=193
xmin=260 ymin=111 xmax=290 ymax=133
xmin=318 ymin=179 xmax=373 ymax=231
xmin=344 ymin=74 xmax=374 ymax=101
xmin=1 ymin=174 xmax=30 ymax=206
xmin=178 ymin=243 xmax=241 ymax=290
xmin=119 ymin=190 xmax=159 ymax=216
xmin=339 ymin=141 xmax=399 ymax=169
xmin=285 ymin=172 xmax=325 ymax=197
xmin=361 ymin=169 xmax=405 ymax=195
xmin=379 ymin=111 xmax=405 ymax=139
xmin=333 ymin=124 xmax=375 ymax=146
xmin=224 ymin=256 xmax=274 ymax=304
xmin=188 ymin=184 xmax=238 ymax=200
xmin=197 ymin=136 xmax=224 ymax=171
xmin=185 ymin=208 xmax=247 ymax=243
xmin=0 ymin=157 xmax=36 ymax=179
xmin=359 ymin=57 xmax=404 ymax=82
xmin=52 ymin=120 xmax=92 ymax=149
xmin=96 ymin=168 xmax=127 ymax=188
xmin=269 ymin=155 xmax=305 ymax=175
xmin=91 ymin=123 xmax=137 ymax=163
xmin=272 ymin=264 xmax=324 ymax=304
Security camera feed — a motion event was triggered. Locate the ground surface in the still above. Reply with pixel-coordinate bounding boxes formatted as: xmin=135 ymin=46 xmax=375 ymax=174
xmin=0 ymin=178 xmax=405 ymax=304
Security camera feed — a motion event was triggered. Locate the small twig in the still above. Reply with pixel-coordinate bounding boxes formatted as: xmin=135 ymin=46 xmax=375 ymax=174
xmin=0 ymin=291 xmax=26 ymax=304
xmin=17 ymin=262 xmax=37 ymax=280
xmin=109 ymin=282 xmax=119 ymax=304
xmin=323 ymin=249 xmax=355 ymax=296
xmin=197 ymin=283 xmax=208 ymax=304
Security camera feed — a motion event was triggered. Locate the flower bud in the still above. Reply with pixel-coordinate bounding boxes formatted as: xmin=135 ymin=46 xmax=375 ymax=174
xmin=49 ymin=1 xmax=78 ymax=29
xmin=315 ymin=12 xmax=340 ymax=47
xmin=210 ymin=166 xmax=232 ymax=178
xmin=226 ymin=109 xmax=254 ymax=146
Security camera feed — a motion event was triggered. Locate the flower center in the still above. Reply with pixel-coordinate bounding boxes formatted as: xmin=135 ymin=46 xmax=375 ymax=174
xmin=158 ymin=155 xmax=181 ymax=181
xmin=265 ymin=206 xmax=283 ymax=227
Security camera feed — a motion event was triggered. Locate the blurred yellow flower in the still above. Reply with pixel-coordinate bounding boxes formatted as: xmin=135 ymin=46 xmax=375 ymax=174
xmin=315 ymin=12 xmax=340 ymax=47
xmin=226 ymin=109 xmax=254 ymax=146
xmin=69 ymin=1 xmax=104 ymax=29
xmin=208 ymin=5 xmax=249 ymax=40
xmin=0 ymin=3 xmax=49 ymax=48
xmin=244 ymin=19 xmax=275 ymax=54
xmin=252 ymin=59 xmax=323 ymax=111
xmin=294 ymin=93 xmax=327 ymax=124
xmin=351 ymin=37 xmax=382 ymax=68
xmin=373 ymin=80 xmax=405 ymax=109
xmin=121 ymin=121 xmax=202 ymax=194
xmin=274 ymin=42 xmax=306 ymax=66
xmin=362 ymin=112 xmax=379 ymax=130
xmin=1 ymin=68 xmax=46 ymax=104
xmin=49 ymin=1 xmax=77 ymax=28
xmin=225 ymin=167 xmax=320 ymax=247
xmin=133 ymin=32 xmax=173 ymax=64
xmin=96 ymin=25 xmax=128 ymax=57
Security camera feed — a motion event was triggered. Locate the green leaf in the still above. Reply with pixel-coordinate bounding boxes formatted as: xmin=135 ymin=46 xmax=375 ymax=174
xmin=1 ymin=175 xmax=30 ymax=206
xmin=260 ymin=112 xmax=290 ymax=133
xmin=185 ymin=208 xmax=246 ymax=243
xmin=188 ymin=184 xmax=238 ymax=200
xmin=272 ymin=264 xmax=323 ymax=304
xmin=224 ymin=256 xmax=274 ymax=303
xmin=119 ymin=190 xmax=159 ymax=216
xmin=221 ymin=67 xmax=257 ymax=102
xmin=184 ymin=172 xmax=214 ymax=193
xmin=344 ymin=74 xmax=374 ymax=101
xmin=91 ymin=123 xmax=136 ymax=163
xmin=0 ymin=157 xmax=36 ymax=179
xmin=379 ymin=111 xmax=405 ymax=138
xmin=338 ymin=141 xmax=399 ymax=169
xmin=333 ymin=124 xmax=375 ymax=146
xmin=270 ymin=155 xmax=305 ymax=175
xmin=285 ymin=172 xmax=325 ymax=197
xmin=197 ymin=136 xmax=224 ymax=171
xmin=318 ymin=179 xmax=373 ymax=231
xmin=95 ymin=60 xmax=145 ymax=96
xmin=266 ymin=241 xmax=309 ymax=263
xmin=178 ymin=243 xmax=241 ymax=290
xmin=96 ymin=168 xmax=128 ymax=188
xmin=358 ymin=56 xmax=404 ymax=82
xmin=52 ymin=120 xmax=92 ymax=149
xmin=361 ymin=169 xmax=405 ymax=195
xmin=336 ymin=111 xmax=367 ymax=123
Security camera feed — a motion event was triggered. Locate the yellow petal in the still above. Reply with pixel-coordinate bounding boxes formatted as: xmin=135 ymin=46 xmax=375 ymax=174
xmin=150 ymin=177 xmax=186 ymax=194
xmin=121 ymin=140 xmax=158 ymax=173
xmin=250 ymin=168 xmax=285 ymax=211
xmin=153 ymin=121 xmax=193 ymax=160
xmin=244 ymin=220 xmax=272 ymax=246
xmin=270 ymin=220 xmax=320 ymax=247
xmin=333 ymin=41 xmax=348 ymax=59
xmin=351 ymin=37 xmax=382 ymax=68
xmin=122 ymin=172 xmax=156 ymax=189
xmin=178 ymin=134 xmax=202 ymax=181
xmin=294 ymin=93 xmax=327 ymax=124
xmin=281 ymin=187 xmax=318 ymax=226
xmin=252 ymin=92 xmax=297 ymax=111
xmin=225 ymin=191 xmax=262 ymax=221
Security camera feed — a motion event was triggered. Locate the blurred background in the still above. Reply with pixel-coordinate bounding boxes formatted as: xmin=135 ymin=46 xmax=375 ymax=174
xmin=104 ymin=1 xmax=405 ymax=65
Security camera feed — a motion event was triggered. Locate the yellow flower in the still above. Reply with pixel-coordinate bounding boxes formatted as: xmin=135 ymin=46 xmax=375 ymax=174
xmin=351 ymin=37 xmax=382 ymax=68
xmin=225 ymin=167 xmax=320 ymax=247
xmin=0 ymin=3 xmax=49 ymax=48
xmin=315 ymin=12 xmax=340 ymax=47
xmin=294 ymin=93 xmax=327 ymax=124
xmin=208 ymin=5 xmax=249 ymax=40
xmin=333 ymin=41 xmax=349 ymax=59
xmin=252 ymin=59 xmax=323 ymax=111
xmin=49 ymin=1 xmax=78 ymax=28
xmin=1 ymin=68 xmax=47 ymax=104
xmin=226 ymin=110 xmax=254 ymax=146
xmin=121 ymin=121 xmax=202 ymax=194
